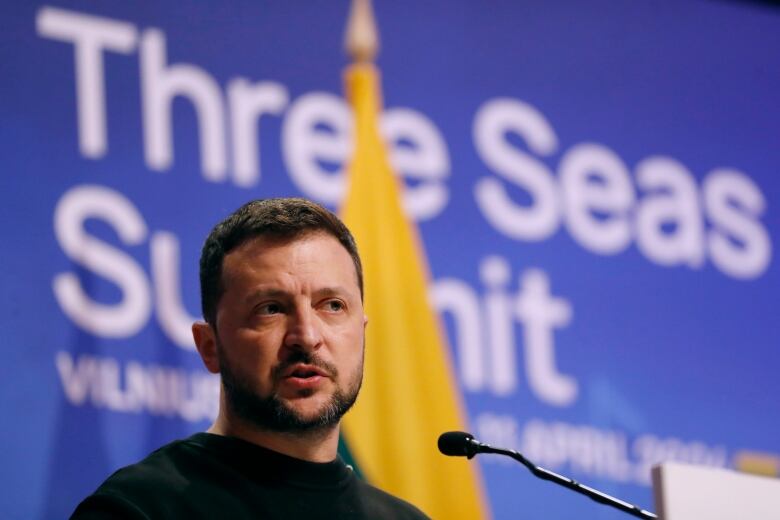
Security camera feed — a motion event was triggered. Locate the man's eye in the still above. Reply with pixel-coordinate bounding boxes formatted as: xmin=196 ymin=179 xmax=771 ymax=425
xmin=257 ymin=303 xmax=282 ymax=315
xmin=324 ymin=300 xmax=344 ymax=312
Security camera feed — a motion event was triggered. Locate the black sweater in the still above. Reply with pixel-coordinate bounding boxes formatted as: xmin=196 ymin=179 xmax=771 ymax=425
xmin=71 ymin=433 xmax=429 ymax=519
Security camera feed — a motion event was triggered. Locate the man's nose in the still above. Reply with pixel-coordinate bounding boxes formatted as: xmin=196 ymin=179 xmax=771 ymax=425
xmin=283 ymin=306 xmax=323 ymax=351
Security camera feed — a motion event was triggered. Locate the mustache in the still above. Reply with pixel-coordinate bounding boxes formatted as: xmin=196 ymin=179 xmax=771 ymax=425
xmin=271 ymin=351 xmax=339 ymax=381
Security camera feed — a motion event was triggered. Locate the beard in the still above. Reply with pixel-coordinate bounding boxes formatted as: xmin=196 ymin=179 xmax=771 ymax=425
xmin=217 ymin=341 xmax=363 ymax=434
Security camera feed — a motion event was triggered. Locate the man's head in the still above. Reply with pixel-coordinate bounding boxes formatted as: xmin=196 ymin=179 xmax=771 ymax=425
xmin=192 ymin=198 xmax=367 ymax=435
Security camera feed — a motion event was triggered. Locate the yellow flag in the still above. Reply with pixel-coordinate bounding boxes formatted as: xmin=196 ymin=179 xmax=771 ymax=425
xmin=340 ymin=63 xmax=490 ymax=520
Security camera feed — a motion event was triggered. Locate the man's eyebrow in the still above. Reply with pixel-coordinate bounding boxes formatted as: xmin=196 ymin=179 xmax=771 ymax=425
xmin=244 ymin=288 xmax=290 ymax=304
xmin=313 ymin=286 xmax=350 ymax=297
xmin=243 ymin=286 xmax=352 ymax=304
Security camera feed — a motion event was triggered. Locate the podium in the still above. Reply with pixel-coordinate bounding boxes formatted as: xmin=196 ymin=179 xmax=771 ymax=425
xmin=652 ymin=462 xmax=780 ymax=519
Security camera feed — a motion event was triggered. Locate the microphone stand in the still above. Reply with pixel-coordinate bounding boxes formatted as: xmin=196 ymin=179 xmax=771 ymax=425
xmin=479 ymin=443 xmax=657 ymax=519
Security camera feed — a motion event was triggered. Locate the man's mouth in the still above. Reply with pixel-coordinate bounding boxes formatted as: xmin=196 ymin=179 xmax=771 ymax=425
xmin=283 ymin=364 xmax=329 ymax=380
xmin=278 ymin=364 xmax=330 ymax=392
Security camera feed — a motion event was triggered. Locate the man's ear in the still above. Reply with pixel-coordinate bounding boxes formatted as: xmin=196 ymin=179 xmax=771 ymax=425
xmin=192 ymin=321 xmax=220 ymax=374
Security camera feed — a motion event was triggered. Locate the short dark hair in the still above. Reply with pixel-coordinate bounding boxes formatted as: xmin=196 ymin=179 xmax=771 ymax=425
xmin=199 ymin=198 xmax=363 ymax=325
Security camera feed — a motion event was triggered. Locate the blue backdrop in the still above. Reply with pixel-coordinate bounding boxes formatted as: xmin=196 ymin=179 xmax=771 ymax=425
xmin=2 ymin=1 xmax=779 ymax=518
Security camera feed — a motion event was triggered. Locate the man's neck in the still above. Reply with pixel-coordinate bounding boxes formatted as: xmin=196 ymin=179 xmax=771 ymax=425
xmin=207 ymin=413 xmax=341 ymax=463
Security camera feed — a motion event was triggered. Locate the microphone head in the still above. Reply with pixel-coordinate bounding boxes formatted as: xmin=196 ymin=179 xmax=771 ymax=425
xmin=438 ymin=431 xmax=476 ymax=457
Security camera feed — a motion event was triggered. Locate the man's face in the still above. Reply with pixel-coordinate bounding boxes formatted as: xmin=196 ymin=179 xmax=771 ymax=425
xmin=211 ymin=232 xmax=367 ymax=433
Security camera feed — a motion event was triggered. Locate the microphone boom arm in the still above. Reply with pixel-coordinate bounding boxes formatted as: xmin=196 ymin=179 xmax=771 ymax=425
xmin=479 ymin=443 xmax=657 ymax=519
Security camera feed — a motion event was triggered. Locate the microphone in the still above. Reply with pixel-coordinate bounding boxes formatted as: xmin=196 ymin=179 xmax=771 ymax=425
xmin=437 ymin=431 xmax=657 ymax=519
xmin=437 ymin=431 xmax=484 ymax=459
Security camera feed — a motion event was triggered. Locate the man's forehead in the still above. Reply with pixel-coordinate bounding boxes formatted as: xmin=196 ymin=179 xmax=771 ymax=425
xmin=220 ymin=232 xmax=359 ymax=287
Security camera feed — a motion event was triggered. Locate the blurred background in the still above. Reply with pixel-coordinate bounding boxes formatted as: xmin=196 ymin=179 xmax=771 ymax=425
xmin=1 ymin=1 xmax=778 ymax=518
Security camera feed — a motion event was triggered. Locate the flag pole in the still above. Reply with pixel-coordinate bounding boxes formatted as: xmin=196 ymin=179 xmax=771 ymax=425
xmin=344 ymin=0 xmax=379 ymax=63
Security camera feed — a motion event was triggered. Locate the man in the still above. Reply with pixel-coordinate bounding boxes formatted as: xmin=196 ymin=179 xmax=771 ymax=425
xmin=71 ymin=198 xmax=429 ymax=519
